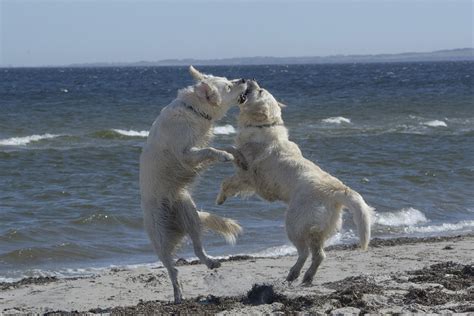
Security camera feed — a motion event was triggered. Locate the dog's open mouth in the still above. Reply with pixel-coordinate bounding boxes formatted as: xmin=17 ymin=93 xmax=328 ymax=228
xmin=238 ymin=89 xmax=251 ymax=104
xmin=238 ymin=93 xmax=247 ymax=104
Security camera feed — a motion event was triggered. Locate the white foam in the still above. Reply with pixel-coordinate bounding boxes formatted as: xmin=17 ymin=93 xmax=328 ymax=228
xmin=0 ymin=134 xmax=60 ymax=146
xmin=404 ymin=220 xmax=474 ymax=234
xmin=110 ymin=126 xmax=236 ymax=138
xmin=246 ymin=230 xmax=359 ymax=257
xmin=233 ymin=230 xmax=358 ymax=258
xmin=0 ymin=276 xmax=17 ymax=283
xmin=423 ymin=120 xmax=447 ymax=127
xmin=322 ymin=116 xmax=351 ymax=124
xmin=326 ymin=230 xmax=358 ymax=246
xmin=213 ymin=124 xmax=236 ymax=135
xmin=0 ymin=262 xmax=163 ymax=283
xmin=250 ymin=244 xmax=296 ymax=257
xmin=375 ymin=207 xmax=428 ymax=227
xmin=112 ymin=129 xmax=149 ymax=137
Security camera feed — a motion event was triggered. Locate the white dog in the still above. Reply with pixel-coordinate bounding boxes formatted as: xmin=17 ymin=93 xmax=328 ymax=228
xmin=140 ymin=66 xmax=248 ymax=303
xmin=217 ymin=80 xmax=374 ymax=284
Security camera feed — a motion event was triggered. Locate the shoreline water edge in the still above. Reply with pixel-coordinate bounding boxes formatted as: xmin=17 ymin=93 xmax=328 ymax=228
xmin=1 ymin=234 xmax=472 ymax=314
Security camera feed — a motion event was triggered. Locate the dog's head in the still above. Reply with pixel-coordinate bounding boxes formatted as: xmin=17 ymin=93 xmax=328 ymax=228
xmin=188 ymin=66 xmax=248 ymax=119
xmin=237 ymin=80 xmax=285 ymax=127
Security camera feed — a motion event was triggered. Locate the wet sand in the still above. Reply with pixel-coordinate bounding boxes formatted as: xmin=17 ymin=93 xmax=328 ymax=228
xmin=1 ymin=235 xmax=473 ymax=315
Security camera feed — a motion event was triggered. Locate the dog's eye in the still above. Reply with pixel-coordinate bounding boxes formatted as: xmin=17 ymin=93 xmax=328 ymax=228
xmin=226 ymin=85 xmax=232 ymax=92
xmin=259 ymin=89 xmax=263 ymax=95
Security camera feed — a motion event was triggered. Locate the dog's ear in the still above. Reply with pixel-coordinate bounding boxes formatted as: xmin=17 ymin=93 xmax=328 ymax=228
xmin=189 ymin=65 xmax=205 ymax=81
xmin=195 ymin=81 xmax=222 ymax=106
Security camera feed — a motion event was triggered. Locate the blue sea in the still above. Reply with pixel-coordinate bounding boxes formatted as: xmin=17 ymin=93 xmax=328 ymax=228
xmin=1 ymin=62 xmax=473 ymax=281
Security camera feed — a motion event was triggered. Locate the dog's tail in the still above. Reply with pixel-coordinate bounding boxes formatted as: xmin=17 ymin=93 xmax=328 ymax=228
xmin=198 ymin=211 xmax=242 ymax=245
xmin=335 ymin=187 xmax=374 ymax=250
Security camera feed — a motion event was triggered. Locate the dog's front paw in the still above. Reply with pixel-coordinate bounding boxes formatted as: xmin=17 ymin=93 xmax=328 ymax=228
xmin=216 ymin=192 xmax=227 ymax=205
xmin=233 ymin=152 xmax=248 ymax=171
xmin=217 ymin=151 xmax=234 ymax=163
xmin=174 ymin=294 xmax=183 ymax=304
xmin=301 ymin=276 xmax=313 ymax=286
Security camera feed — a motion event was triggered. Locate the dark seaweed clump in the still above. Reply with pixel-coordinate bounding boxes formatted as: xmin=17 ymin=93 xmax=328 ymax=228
xmin=407 ymin=261 xmax=474 ymax=291
xmin=0 ymin=276 xmax=58 ymax=291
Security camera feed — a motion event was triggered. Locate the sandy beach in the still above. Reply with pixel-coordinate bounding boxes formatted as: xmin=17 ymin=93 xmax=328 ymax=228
xmin=1 ymin=234 xmax=472 ymax=315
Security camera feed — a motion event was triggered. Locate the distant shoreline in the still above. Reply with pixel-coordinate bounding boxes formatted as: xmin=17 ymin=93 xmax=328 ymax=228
xmin=2 ymin=48 xmax=472 ymax=68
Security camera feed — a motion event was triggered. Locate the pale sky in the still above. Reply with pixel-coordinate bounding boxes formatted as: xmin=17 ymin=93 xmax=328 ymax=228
xmin=1 ymin=0 xmax=473 ymax=67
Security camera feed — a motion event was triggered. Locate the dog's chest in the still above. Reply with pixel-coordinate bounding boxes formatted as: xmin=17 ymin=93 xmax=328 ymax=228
xmin=194 ymin=130 xmax=213 ymax=148
xmin=184 ymin=120 xmax=213 ymax=147
xmin=253 ymin=175 xmax=281 ymax=202
xmin=254 ymin=163 xmax=285 ymax=201
xmin=241 ymin=146 xmax=286 ymax=202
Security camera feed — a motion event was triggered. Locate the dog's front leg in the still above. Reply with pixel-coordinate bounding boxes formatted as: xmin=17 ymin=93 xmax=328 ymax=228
xmin=216 ymin=174 xmax=253 ymax=205
xmin=182 ymin=147 xmax=234 ymax=166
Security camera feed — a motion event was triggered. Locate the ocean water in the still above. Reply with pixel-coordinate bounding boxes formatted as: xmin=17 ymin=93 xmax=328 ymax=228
xmin=1 ymin=62 xmax=473 ymax=281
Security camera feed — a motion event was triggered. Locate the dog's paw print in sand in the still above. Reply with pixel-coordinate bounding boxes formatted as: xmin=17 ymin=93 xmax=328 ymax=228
xmin=204 ymin=270 xmax=225 ymax=285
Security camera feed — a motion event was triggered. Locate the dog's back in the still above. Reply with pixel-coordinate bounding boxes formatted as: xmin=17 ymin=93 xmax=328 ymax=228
xmin=241 ymin=134 xmax=372 ymax=244
xmin=238 ymin=136 xmax=340 ymax=202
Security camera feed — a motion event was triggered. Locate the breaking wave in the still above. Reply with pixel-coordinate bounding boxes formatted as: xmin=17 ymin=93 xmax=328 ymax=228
xmin=111 ymin=129 xmax=149 ymax=137
xmin=404 ymin=220 xmax=474 ymax=234
xmin=250 ymin=245 xmax=296 ymax=257
xmin=322 ymin=116 xmax=351 ymax=124
xmin=423 ymin=120 xmax=447 ymax=127
xmin=0 ymin=134 xmax=61 ymax=146
xmin=375 ymin=208 xmax=429 ymax=227
xmin=213 ymin=124 xmax=236 ymax=135
xmin=96 ymin=126 xmax=236 ymax=139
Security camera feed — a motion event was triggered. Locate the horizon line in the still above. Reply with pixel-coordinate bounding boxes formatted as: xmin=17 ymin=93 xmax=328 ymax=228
xmin=2 ymin=47 xmax=473 ymax=68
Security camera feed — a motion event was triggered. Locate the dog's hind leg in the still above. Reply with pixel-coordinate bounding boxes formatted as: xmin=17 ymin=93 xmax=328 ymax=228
xmin=286 ymin=238 xmax=309 ymax=282
xmin=285 ymin=205 xmax=310 ymax=282
xmin=177 ymin=194 xmax=221 ymax=269
xmin=146 ymin=235 xmax=183 ymax=302
xmin=161 ymin=252 xmax=183 ymax=303
xmin=301 ymin=237 xmax=326 ymax=285
xmin=143 ymin=200 xmax=184 ymax=303
xmin=158 ymin=232 xmax=184 ymax=303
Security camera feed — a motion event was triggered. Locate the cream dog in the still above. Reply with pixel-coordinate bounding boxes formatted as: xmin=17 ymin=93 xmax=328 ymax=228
xmin=140 ymin=66 xmax=247 ymax=303
xmin=217 ymin=80 xmax=374 ymax=284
